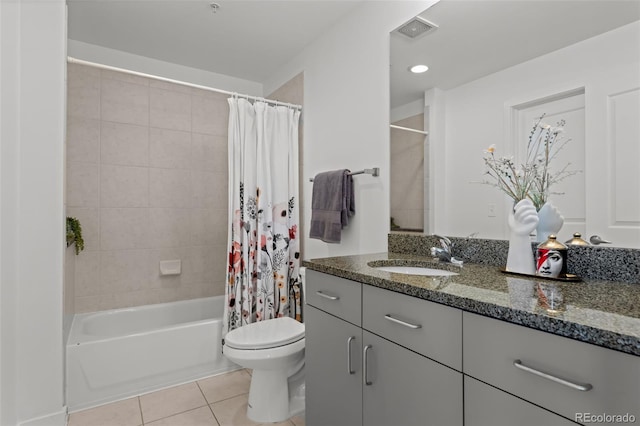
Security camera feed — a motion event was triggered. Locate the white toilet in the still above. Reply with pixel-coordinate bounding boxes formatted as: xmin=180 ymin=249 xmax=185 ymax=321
xmin=223 ymin=316 xmax=305 ymax=423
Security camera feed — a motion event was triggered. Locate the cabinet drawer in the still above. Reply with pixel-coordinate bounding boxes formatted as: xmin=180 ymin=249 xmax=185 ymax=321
xmin=464 ymin=312 xmax=640 ymax=425
xmin=465 ymin=376 xmax=576 ymax=426
xmin=306 ymin=270 xmax=361 ymax=326
xmin=362 ymin=284 xmax=462 ymax=370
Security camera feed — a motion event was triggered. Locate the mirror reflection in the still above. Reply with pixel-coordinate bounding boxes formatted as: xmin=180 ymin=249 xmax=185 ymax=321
xmin=390 ymin=0 xmax=640 ymax=248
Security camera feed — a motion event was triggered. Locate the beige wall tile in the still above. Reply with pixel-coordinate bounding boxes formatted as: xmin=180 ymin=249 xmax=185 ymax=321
xmin=150 ymin=87 xmax=191 ymax=132
xmin=101 ymin=164 xmax=149 ymax=208
xmin=67 ymin=116 xmax=100 ymax=163
xmin=101 ymin=121 xmax=149 ymax=167
xmin=182 ymin=246 xmax=216 ymax=285
xmin=100 ymin=249 xmax=151 ymax=294
xmin=100 ymin=208 xmax=150 ymax=250
xmin=148 ymin=208 xmax=191 ymax=248
xmin=150 ymin=128 xmax=191 ymax=169
xmin=191 ymin=133 xmax=226 ymax=172
xmin=69 ymin=64 xmax=232 ymax=313
xmin=101 ymin=68 xmax=149 ymax=86
xmin=149 ymin=79 xmax=191 ymax=94
xmin=67 ymin=64 xmax=101 ymax=120
xmin=192 ymin=92 xmax=228 ymax=136
xmin=150 ymin=168 xmax=192 ymax=208
xmin=67 ymin=162 xmax=100 ymax=208
xmin=191 ymin=171 xmax=226 ymax=209
xmin=101 ymin=78 xmax=149 ymax=126
xmin=65 ymin=245 xmax=76 ymax=317
xmin=74 ymin=251 xmax=102 ymax=297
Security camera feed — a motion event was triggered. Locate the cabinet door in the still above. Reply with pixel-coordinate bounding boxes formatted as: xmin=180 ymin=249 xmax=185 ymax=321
xmin=305 ymin=305 xmax=362 ymax=426
xmin=465 ymin=376 xmax=577 ymax=426
xmin=362 ymin=331 xmax=463 ymax=426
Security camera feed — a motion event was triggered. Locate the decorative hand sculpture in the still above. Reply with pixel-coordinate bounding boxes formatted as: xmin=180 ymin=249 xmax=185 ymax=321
xmin=506 ymin=199 xmax=539 ymax=275
xmin=536 ymin=202 xmax=564 ymax=242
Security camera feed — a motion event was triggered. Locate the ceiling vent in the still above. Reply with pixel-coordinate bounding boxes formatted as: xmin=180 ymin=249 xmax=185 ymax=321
xmin=395 ymin=16 xmax=438 ymax=40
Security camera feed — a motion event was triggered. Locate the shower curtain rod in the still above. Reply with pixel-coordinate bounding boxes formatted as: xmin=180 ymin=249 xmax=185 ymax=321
xmin=67 ymin=57 xmax=303 ymax=110
xmin=390 ymin=124 xmax=428 ymax=135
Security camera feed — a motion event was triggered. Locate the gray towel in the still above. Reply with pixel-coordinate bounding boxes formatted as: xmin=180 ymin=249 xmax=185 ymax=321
xmin=309 ymin=169 xmax=355 ymax=243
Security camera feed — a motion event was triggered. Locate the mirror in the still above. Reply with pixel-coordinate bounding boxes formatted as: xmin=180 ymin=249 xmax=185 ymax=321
xmin=390 ymin=0 xmax=640 ymax=248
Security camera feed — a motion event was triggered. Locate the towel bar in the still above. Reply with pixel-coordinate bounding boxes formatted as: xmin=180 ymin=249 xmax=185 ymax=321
xmin=309 ymin=167 xmax=379 ymax=182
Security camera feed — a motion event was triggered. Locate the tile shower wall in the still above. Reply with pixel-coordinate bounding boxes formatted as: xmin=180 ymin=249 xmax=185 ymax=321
xmin=390 ymin=113 xmax=425 ymax=231
xmin=66 ymin=63 xmax=229 ymax=313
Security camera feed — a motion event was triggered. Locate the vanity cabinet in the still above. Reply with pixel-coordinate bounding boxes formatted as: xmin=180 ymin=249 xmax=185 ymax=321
xmin=464 ymin=376 xmax=576 ymax=426
xmin=464 ymin=312 xmax=640 ymax=426
xmin=305 ymin=265 xmax=640 ymax=426
xmin=306 ymin=270 xmax=463 ymax=426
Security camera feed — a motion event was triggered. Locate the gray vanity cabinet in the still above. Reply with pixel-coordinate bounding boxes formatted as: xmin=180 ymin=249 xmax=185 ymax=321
xmin=464 ymin=376 xmax=577 ymax=426
xmin=464 ymin=312 xmax=640 ymax=426
xmin=305 ymin=270 xmax=363 ymax=426
xmin=306 ymin=270 xmax=463 ymax=426
xmin=305 ymin=305 xmax=363 ymax=426
xmin=362 ymin=330 xmax=463 ymax=426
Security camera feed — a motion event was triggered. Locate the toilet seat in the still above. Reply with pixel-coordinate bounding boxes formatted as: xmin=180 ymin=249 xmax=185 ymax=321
xmin=225 ymin=317 xmax=305 ymax=350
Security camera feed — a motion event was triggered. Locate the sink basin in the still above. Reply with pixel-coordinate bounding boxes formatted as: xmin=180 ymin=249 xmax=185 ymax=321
xmin=373 ymin=266 xmax=459 ymax=277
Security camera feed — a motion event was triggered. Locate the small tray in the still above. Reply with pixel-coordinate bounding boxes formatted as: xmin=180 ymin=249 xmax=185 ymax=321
xmin=499 ymin=268 xmax=582 ymax=282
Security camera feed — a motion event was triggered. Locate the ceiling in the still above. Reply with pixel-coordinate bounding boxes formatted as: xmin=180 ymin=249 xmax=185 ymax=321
xmin=390 ymin=0 xmax=640 ymax=109
xmin=67 ymin=1 xmax=640 ymax=110
xmin=67 ymin=0 xmax=364 ymax=83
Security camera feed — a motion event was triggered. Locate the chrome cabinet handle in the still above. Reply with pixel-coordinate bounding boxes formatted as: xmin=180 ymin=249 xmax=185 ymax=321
xmin=384 ymin=314 xmax=422 ymax=329
xmin=347 ymin=336 xmax=355 ymax=375
xmin=315 ymin=291 xmax=339 ymax=301
xmin=363 ymin=345 xmax=373 ymax=386
xmin=513 ymin=360 xmax=592 ymax=392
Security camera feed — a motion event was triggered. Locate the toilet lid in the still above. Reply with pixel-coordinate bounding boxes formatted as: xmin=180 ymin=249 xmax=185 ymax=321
xmin=225 ymin=317 xmax=305 ymax=350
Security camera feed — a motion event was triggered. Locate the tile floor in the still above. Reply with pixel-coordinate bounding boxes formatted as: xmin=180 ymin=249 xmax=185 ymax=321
xmin=67 ymin=369 xmax=305 ymax=426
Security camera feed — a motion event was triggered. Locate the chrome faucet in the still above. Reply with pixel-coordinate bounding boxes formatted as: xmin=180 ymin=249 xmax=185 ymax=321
xmin=431 ymin=235 xmax=463 ymax=266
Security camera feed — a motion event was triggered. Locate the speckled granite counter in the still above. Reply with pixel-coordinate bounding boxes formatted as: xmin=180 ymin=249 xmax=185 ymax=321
xmin=302 ymin=252 xmax=640 ymax=357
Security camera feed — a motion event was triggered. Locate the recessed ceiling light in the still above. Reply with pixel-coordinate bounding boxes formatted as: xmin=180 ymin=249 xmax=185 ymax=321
xmin=409 ymin=64 xmax=429 ymax=74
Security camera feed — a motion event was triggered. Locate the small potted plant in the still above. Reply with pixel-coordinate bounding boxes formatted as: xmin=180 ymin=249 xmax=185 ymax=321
xmin=66 ymin=217 xmax=85 ymax=255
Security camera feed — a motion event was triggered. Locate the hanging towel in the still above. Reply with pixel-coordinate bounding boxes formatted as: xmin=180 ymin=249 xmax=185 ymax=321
xmin=309 ymin=169 xmax=355 ymax=243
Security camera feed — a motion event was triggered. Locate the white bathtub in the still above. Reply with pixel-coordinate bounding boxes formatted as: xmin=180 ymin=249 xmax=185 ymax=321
xmin=66 ymin=296 xmax=238 ymax=412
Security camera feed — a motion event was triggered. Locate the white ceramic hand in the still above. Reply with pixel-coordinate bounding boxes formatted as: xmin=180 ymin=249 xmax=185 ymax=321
xmin=508 ymin=199 xmax=539 ymax=236
xmin=536 ymin=202 xmax=564 ymax=242
xmin=506 ymin=199 xmax=539 ymax=275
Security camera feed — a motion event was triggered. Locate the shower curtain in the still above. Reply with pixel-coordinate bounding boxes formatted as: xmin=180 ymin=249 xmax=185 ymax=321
xmin=224 ymin=98 xmax=302 ymax=335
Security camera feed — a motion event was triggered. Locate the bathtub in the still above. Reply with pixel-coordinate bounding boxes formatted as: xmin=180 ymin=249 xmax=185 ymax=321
xmin=66 ymin=296 xmax=238 ymax=412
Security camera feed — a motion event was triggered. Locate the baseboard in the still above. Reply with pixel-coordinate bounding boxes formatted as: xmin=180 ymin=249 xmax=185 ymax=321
xmin=19 ymin=407 xmax=67 ymax=426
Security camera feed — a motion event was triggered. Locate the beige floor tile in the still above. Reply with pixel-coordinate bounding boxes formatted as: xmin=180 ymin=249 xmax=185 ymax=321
xmin=290 ymin=414 xmax=305 ymax=426
xmin=140 ymin=382 xmax=208 ymax=423
xmin=68 ymin=397 xmax=142 ymax=426
xmin=145 ymin=406 xmax=219 ymax=426
xmin=210 ymin=394 xmax=260 ymax=426
xmin=198 ymin=370 xmax=251 ymax=403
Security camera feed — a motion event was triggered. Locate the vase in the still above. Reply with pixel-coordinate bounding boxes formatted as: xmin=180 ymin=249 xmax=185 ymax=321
xmin=535 ymin=202 xmax=564 ymax=243
xmin=506 ymin=199 xmax=539 ymax=275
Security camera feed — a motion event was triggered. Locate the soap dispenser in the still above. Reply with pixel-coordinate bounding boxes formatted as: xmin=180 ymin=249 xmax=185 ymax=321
xmin=536 ymin=235 xmax=567 ymax=278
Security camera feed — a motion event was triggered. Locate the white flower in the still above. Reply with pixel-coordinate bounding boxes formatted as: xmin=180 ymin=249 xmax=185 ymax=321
xmin=484 ymin=144 xmax=496 ymax=154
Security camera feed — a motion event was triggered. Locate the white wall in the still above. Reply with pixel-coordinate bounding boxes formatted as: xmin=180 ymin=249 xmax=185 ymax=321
xmin=68 ymin=40 xmax=264 ymax=97
xmin=432 ymin=21 xmax=640 ymax=242
xmin=0 ymin=1 xmax=67 ymax=425
xmin=265 ymin=0 xmax=437 ymax=259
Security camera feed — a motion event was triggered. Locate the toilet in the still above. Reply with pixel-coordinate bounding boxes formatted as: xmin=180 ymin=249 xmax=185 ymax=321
xmin=223 ymin=316 xmax=305 ymax=423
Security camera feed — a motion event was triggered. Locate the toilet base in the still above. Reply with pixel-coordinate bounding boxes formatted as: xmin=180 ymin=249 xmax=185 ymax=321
xmin=246 ymin=363 xmax=305 ymax=423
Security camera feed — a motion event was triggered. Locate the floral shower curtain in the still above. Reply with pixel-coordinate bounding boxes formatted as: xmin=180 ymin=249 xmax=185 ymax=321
xmin=224 ymin=97 xmax=302 ymax=334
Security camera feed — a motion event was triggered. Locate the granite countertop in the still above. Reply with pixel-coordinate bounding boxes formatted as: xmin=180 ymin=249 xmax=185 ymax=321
xmin=302 ymin=252 xmax=640 ymax=357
